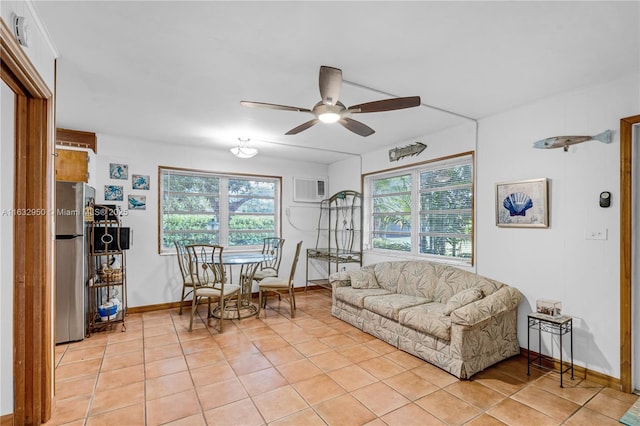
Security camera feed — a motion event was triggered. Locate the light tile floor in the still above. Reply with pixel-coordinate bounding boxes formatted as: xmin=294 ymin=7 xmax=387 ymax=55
xmin=48 ymin=289 xmax=638 ymax=425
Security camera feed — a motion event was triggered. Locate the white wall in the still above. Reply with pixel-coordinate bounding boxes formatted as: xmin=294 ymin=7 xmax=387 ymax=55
xmin=0 ymin=2 xmax=57 ymax=417
xmin=328 ymin=155 xmax=362 ymax=195
xmin=360 ymin=122 xmax=477 ymax=176
xmin=93 ymin=134 xmax=328 ymax=308
xmin=0 ymin=82 xmax=16 ymax=417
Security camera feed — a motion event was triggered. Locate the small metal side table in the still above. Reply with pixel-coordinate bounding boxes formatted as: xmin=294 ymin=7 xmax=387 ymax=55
xmin=527 ymin=312 xmax=574 ymax=387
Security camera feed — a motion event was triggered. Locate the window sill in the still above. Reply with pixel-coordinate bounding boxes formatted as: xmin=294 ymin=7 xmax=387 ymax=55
xmin=364 ymin=249 xmax=474 ymax=270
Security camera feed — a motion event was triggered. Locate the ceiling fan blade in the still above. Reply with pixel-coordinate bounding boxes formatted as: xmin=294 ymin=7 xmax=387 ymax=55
xmin=240 ymin=101 xmax=311 ymax=113
xmin=339 ymin=118 xmax=375 ymax=137
xmin=285 ymin=119 xmax=319 ymax=135
xmin=348 ymin=96 xmax=421 ymax=113
xmin=319 ymin=66 xmax=342 ymax=106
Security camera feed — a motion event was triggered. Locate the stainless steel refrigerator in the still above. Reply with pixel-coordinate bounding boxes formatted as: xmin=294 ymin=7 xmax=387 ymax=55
xmin=55 ymin=182 xmax=95 ymax=344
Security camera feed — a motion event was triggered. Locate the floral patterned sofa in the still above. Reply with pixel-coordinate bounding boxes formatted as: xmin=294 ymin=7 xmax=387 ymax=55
xmin=330 ymin=261 xmax=522 ymax=379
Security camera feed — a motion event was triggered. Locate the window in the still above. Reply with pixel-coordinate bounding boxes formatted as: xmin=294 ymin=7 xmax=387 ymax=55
xmin=366 ymin=153 xmax=473 ymax=264
xmin=159 ymin=167 xmax=280 ymax=253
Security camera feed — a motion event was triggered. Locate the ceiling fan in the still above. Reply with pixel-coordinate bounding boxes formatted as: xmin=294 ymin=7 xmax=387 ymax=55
xmin=240 ymin=66 xmax=421 ymax=137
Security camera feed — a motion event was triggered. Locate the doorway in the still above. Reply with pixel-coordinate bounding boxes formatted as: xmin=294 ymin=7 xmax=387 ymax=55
xmin=633 ymin=123 xmax=640 ymax=394
xmin=621 ymin=115 xmax=640 ymax=394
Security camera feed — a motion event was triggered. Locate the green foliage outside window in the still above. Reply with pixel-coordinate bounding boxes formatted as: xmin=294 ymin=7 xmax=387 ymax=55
xmin=372 ymin=174 xmax=412 ymax=250
xmin=368 ymin=155 xmax=473 ymax=262
xmin=159 ymin=169 xmax=279 ymax=252
xmin=419 ymin=164 xmax=472 ymax=259
xmin=372 ymin=238 xmax=411 ymax=251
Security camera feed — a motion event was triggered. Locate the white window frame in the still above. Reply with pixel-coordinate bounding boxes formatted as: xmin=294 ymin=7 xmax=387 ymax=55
xmin=158 ymin=167 xmax=281 ymax=254
xmin=363 ymin=152 xmax=474 ymax=265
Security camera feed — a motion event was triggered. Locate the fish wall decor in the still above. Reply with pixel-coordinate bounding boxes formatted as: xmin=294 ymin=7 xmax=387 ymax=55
xmin=532 ymin=130 xmax=611 ymax=152
xmin=389 ymin=142 xmax=427 ymax=162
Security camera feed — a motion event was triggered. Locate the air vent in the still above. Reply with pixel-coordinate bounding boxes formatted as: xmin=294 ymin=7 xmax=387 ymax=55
xmin=293 ymin=177 xmax=327 ymax=203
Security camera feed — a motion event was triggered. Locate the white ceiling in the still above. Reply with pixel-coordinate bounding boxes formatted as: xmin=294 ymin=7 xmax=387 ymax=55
xmin=32 ymin=1 xmax=639 ymax=164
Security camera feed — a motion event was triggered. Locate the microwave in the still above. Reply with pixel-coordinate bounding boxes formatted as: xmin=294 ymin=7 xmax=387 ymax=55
xmin=92 ymin=227 xmax=130 ymax=251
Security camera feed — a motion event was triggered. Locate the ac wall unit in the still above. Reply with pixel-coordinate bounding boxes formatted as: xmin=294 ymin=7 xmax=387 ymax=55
xmin=293 ymin=177 xmax=327 ymax=203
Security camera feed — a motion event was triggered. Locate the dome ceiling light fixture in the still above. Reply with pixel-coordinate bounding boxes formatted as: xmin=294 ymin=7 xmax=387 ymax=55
xmin=230 ymin=138 xmax=258 ymax=158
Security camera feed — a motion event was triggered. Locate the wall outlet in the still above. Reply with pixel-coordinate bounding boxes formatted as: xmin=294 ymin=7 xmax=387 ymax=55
xmin=585 ymin=228 xmax=608 ymax=240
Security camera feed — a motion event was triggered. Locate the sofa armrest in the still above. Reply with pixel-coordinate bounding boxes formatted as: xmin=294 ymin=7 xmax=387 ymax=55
xmin=450 ymin=286 xmax=522 ymax=327
xmin=329 ymin=271 xmax=351 ymax=289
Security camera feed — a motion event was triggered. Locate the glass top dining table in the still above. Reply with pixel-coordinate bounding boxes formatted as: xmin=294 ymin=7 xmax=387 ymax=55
xmin=221 ymin=252 xmax=272 ymax=265
xmin=210 ymin=252 xmax=273 ymax=319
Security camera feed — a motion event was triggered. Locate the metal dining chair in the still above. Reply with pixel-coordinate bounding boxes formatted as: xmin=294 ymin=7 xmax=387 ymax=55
xmin=174 ymin=239 xmax=193 ymax=315
xmin=256 ymin=241 xmax=302 ymax=318
xmin=252 ymin=237 xmax=285 ymax=283
xmin=185 ymin=244 xmax=240 ymax=332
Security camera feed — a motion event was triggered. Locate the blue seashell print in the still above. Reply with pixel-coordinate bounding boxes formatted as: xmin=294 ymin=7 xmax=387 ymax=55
xmin=503 ymin=192 xmax=533 ymax=216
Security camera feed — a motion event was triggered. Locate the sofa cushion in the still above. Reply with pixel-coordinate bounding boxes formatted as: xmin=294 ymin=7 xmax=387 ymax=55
xmin=363 ymin=293 xmax=429 ymax=321
xmin=329 ymin=270 xmax=351 ymax=283
xmin=473 ymin=276 xmax=505 ymax=298
xmin=450 ymin=286 xmax=522 ymax=326
xmin=434 ymin=267 xmax=472 ymax=302
xmin=398 ymin=302 xmax=452 ymax=341
xmin=396 ymin=261 xmax=438 ymax=299
xmin=334 ymin=286 xmax=391 ymax=308
xmin=434 ymin=267 xmax=506 ymax=303
xmin=372 ymin=262 xmax=406 ymax=292
xmin=442 ymin=288 xmax=484 ymax=315
xmin=350 ymin=268 xmax=380 ymax=289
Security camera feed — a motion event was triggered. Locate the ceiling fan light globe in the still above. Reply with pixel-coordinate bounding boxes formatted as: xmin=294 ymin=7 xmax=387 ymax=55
xmin=318 ymin=112 xmax=341 ymax=123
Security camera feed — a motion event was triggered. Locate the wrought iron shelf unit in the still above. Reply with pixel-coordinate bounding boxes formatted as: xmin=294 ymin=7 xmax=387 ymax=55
xmin=306 ymin=191 xmax=362 ymax=291
xmin=87 ymin=204 xmax=128 ymax=335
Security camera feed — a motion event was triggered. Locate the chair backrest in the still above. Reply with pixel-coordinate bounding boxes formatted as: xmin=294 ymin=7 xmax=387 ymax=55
xmin=185 ymin=244 xmax=225 ymax=288
xmin=286 ymin=241 xmax=303 ymax=287
xmin=237 ymin=259 xmax=262 ymax=288
xmin=261 ymin=237 xmax=285 ymax=273
xmin=174 ymin=240 xmax=192 ymax=283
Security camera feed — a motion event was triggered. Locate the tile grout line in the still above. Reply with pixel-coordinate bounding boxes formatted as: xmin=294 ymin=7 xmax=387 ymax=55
xmin=182 ymin=306 xmax=218 ymax=425
xmin=78 ymin=336 xmax=107 ymax=425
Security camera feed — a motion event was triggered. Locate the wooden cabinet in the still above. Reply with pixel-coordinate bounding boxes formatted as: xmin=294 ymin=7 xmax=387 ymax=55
xmin=55 ymin=148 xmax=89 ymax=182
xmin=55 ymin=128 xmax=96 ymax=182
xmin=56 ymin=128 xmax=97 ymax=152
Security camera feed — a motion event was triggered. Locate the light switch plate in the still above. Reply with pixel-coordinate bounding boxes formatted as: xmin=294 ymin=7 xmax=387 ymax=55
xmin=585 ymin=228 xmax=608 ymax=240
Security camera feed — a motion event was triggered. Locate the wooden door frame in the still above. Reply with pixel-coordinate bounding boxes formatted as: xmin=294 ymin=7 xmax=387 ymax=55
xmin=621 ymin=114 xmax=640 ymax=393
xmin=1 ymin=19 xmax=54 ymax=424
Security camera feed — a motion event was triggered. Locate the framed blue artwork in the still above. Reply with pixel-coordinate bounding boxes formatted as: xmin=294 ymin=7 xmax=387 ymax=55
xmin=109 ymin=163 xmax=128 ymax=180
xmin=132 ymin=174 xmax=150 ymax=190
xmin=104 ymin=185 xmax=124 ymax=201
xmin=128 ymin=195 xmax=146 ymax=210
xmin=496 ymin=178 xmax=548 ymax=228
